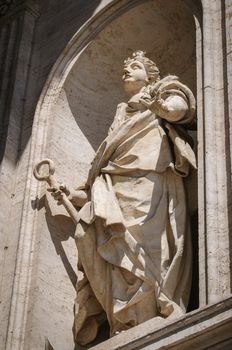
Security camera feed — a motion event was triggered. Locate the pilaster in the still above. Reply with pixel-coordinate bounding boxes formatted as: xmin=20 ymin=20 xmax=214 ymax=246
xmin=0 ymin=1 xmax=39 ymax=347
xmin=200 ymin=0 xmax=231 ymax=304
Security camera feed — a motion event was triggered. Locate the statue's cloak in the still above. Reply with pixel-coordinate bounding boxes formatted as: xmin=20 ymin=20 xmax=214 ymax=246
xmin=73 ymin=76 xmax=196 ymax=345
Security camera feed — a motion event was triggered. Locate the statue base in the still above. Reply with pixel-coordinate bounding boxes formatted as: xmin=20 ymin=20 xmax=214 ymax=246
xmin=90 ymin=296 xmax=232 ymax=350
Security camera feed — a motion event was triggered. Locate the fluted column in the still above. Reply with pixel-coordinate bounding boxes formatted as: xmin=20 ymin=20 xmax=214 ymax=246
xmin=200 ymin=0 xmax=232 ymax=305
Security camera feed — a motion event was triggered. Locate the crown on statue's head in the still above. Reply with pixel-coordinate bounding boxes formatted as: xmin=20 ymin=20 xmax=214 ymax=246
xmin=124 ymin=50 xmax=147 ymax=66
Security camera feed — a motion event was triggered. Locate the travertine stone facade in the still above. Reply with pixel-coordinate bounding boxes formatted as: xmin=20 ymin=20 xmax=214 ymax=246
xmin=0 ymin=1 xmax=231 ymax=349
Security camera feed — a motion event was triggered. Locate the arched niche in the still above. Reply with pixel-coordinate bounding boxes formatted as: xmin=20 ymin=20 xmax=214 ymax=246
xmin=47 ymin=0 xmax=198 ymax=202
xmin=8 ymin=1 xmax=205 ymax=350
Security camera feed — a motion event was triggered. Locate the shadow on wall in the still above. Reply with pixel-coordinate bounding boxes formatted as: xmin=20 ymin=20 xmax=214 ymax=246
xmin=0 ymin=0 xmax=102 ymax=167
xmin=45 ymin=213 xmax=77 ymax=289
xmin=31 ymin=194 xmax=77 ymax=289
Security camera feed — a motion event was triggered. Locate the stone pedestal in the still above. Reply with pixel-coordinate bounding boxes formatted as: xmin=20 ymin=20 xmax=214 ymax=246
xmin=91 ymin=297 xmax=232 ymax=350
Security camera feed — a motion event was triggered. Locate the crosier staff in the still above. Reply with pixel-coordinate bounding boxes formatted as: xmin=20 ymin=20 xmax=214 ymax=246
xmin=33 ymin=159 xmax=80 ymax=224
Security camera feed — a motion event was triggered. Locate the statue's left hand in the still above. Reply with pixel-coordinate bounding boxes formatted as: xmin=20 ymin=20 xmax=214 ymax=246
xmin=140 ymin=91 xmax=168 ymax=115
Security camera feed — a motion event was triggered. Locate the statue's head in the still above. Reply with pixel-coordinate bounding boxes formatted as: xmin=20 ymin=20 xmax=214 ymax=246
xmin=122 ymin=50 xmax=160 ymax=96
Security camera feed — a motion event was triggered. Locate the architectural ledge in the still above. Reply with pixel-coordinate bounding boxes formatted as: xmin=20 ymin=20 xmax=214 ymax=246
xmin=91 ymin=296 xmax=232 ymax=350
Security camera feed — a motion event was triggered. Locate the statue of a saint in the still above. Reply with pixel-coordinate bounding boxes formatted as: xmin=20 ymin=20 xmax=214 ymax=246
xmin=48 ymin=51 xmax=196 ymax=346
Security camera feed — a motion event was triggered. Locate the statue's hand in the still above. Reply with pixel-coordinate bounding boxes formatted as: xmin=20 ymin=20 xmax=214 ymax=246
xmin=47 ymin=184 xmax=70 ymax=206
xmin=151 ymin=97 xmax=169 ymax=115
xmin=48 ymin=184 xmax=87 ymax=208
xmin=140 ymin=90 xmax=169 ymax=116
xmin=139 ymin=89 xmax=153 ymax=109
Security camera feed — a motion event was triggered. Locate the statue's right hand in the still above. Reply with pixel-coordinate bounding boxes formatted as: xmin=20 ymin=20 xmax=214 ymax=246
xmin=47 ymin=184 xmax=70 ymax=205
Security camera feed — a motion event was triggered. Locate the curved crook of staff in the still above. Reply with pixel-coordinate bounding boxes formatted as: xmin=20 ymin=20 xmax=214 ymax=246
xmin=33 ymin=159 xmax=80 ymax=225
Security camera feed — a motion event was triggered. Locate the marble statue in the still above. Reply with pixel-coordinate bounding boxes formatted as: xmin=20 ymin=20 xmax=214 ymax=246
xmin=36 ymin=51 xmax=196 ymax=346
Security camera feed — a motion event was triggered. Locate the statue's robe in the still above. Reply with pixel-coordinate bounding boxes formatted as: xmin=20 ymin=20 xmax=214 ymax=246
xmin=73 ymin=76 xmax=196 ymax=345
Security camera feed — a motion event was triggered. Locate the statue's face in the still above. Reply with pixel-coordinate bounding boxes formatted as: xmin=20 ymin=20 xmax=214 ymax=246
xmin=122 ymin=60 xmax=148 ymax=83
xmin=122 ymin=60 xmax=149 ymax=96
